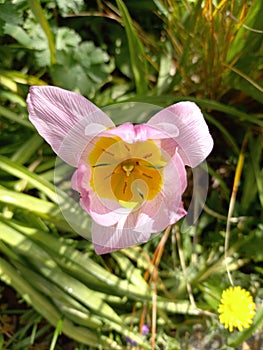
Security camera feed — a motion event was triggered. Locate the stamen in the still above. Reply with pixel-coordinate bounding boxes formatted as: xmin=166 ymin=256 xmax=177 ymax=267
xmin=143 ymin=153 xmax=152 ymax=159
xmin=92 ymin=163 xmax=111 ymax=168
xmin=102 ymin=148 xmax=114 ymax=156
xmin=142 ymin=172 xmax=152 ymax=179
xmin=124 ymin=144 xmax=130 ymax=152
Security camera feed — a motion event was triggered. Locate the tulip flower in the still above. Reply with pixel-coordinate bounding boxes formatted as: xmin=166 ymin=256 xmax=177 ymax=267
xmin=27 ymin=86 xmax=213 ymax=254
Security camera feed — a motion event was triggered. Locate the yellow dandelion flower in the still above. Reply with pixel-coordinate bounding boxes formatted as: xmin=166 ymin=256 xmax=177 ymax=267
xmin=218 ymin=286 xmax=256 ymax=332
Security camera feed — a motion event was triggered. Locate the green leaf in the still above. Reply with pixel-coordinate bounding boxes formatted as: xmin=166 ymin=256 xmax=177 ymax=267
xmin=0 ymin=90 xmax=26 ymax=107
xmin=4 ymin=23 xmax=33 ymax=48
xmin=56 ymin=0 xmax=84 ymax=17
xmin=51 ymin=63 xmax=92 ymax=95
xmin=0 ymin=3 xmax=23 ymax=25
xmin=51 ymin=40 xmax=112 ymax=96
xmin=56 ymin=27 xmax=81 ymax=51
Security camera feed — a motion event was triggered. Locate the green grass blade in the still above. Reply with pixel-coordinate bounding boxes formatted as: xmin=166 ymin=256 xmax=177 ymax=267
xmin=0 ymin=187 xmax=72 ymax=231
xmin=112 ymin=251 xmax=149 ymax=292
xmin=0 ymin=220 xmax=122 ymax=325
xmin=249 ymin=134 xmax=263 ymax=207
xmin=0 ymin=222 xmax=151 ymax=349
xmin=204 ymin=112 xmax=239 ymax=155
xmin=3 ymin=218 xmax=152 ymax=301
xmin=0 ymin=156 xmax=94 ymax=236
xmin=11 ymin=134 xmax=43 ymax=164
xmin=50 ymin=318 xmax=63 ymax=350
xmin=2 ymin=70 xmax=47 ymax=86
xmin=0 ymin=257 xmax=120 ymax=349
xmin=10 ymin=258 xmax=103 ymax=329
xmin=0 ymin=105 xmax=33 ymax=129
xmin=28 ymin=0 xmax=56 ymax=65
xmin=116 ymin=0 xmax=148 ymax=95
xmin=0 ymin=155 xmax=56 ymax=201
xmin=227 ymin=1 xmax=263 ymax=65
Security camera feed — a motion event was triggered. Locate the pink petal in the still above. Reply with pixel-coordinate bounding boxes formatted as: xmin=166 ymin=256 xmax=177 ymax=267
xmin=72 ymin=163 xmax=132 ymax=227
xmin=148 ymin=102 xmax=213 ymax=167
xmin=100 ymin=122 xmax=176 ymax=143
xmin=133 ymin=150 xmax=187 ymax=233
xmin=27 ymin=86 xmax=114 ymax=166
xmin=92 ymin=221 xmax=151 ymax=254
xmin=91 ymin=151 xmax=187 ymax=254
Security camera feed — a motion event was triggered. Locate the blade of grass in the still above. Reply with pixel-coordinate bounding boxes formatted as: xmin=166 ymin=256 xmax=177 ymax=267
xmin=2 ymin=70 xmax=47 ymax=86
xmin=0 ymin=187 xmax=72 ymax=231
xmin=0 ymin=105 xmax=33 ymax=129
xmin=241 ymin=134 xmax=263 ymax=210
xmin=112 ymin=251 xmax=149 ymax=292
xmin=115 ymin=0 xmax=148 ymax=95
xmin=204 ymin=112 xmax=239 ymax=155
xmin=11 ymin=134 xmax=43 ymax=164
xmin=227 ymin=0 xmax=263 ymax=65
xmin=0 ymin=155 xmax=94 ymax=237
xmin=0 ymin=90 xmax=26 ymax=106
xmin=248 ymin=134 xmax=263 ymax=208
xmin=0 ymin=257 xmax=121 ymax=349
xmin=0 ymin=155 xmax=56 ymax=201
xmin=224 ymin=132 xmax=249 ymax=286
xmin=224 ymin=63 xmax=263 ymax=94
xmin=13 ymin=260 xmax=103 ymax=329
xmin=50 ymin=318 xmax=63 ymax=350
xmin=3 ymin=217 xmax=152 ymax=301
xmin=0 ymin=222 xmax=122 ymax=324
xmin=0 ymin=237 xmax=151 ymax=349
xmin=28 ymin=0 xmax=56 ymax=65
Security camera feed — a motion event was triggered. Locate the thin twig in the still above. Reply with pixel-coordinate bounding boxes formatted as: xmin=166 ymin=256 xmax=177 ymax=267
xmin=151 ymin=268 xmax=157 ymax=350
xmin=139 ymin=226 xmax=172 ymax=342
xmin=224 ymin=132 xmax=249 ymax=286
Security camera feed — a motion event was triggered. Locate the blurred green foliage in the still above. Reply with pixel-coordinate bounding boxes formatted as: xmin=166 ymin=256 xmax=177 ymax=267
xmin=0 ymin=0 xmax=262 ymax=349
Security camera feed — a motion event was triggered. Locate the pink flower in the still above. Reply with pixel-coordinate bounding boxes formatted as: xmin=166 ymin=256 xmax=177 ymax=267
xmin=27 ymin=86 xmax=213 ymax=254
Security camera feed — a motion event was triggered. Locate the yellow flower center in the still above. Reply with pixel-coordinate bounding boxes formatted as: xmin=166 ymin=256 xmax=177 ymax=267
xmin=88 ymin=136 xmax=167 ymax=209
